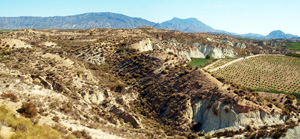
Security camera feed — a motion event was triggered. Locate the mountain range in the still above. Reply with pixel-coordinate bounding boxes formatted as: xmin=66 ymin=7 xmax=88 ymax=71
xmin=0 ymin=12 xmax=155 ymax=29
xmin=0 ymin=12 xmax=299 ymax=40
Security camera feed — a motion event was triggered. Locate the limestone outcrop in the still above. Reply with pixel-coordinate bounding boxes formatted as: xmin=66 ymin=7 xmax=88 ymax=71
xmin=131 ymin=38 xmax=153 ymax=52
xmin=193 ymin=43 xmax=236 ymax=58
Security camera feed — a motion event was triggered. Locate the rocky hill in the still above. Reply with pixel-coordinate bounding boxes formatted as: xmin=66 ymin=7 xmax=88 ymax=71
xmin=0 ymin=28 xmax=300 ymax=138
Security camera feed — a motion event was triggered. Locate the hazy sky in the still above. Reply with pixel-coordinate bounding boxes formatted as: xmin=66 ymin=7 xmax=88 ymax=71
xmin=1 ymin=0 xmax=299 ymax=36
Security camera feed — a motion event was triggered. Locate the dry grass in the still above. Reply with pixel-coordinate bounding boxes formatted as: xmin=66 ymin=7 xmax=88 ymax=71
xmin=0 ymin=105 xmax=72 ymax=139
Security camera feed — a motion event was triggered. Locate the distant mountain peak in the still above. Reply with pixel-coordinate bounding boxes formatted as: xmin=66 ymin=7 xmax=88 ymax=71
xmin=266 ymin=30 xmax=298 ymax=39
xmin=268 ymin=30 xmax=285 ymax=35
xmin=154 ymin=17 xmax=215 ymax=33
xmin=272 ymin=30 xmax=284 ymax=32
xmin=171 ymin=17 xmax=197 ymax=20
xmin=171 ymin=17 xmax=180 ymax=20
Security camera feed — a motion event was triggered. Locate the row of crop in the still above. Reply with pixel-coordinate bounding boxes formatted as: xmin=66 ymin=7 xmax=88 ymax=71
xmin=212 ymin=55 xmax=300 ymax=93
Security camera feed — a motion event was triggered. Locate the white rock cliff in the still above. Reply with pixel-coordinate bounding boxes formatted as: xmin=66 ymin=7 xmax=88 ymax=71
xmin=192 ymin=99 xmax=285 ymax=133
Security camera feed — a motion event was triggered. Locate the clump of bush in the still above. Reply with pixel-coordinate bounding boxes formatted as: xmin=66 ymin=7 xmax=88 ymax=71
xmin=224 ymin=105 xmax=230 ymax=113
xmin=1 ymin=93 xmax=18 ymax=102
xmin=213 ymin=104 xmax=219 ymax=116
xmin=72 ymin=130 xmax=92 ymax=139
xmin=205 ymin=54 xmax=211 ymax=59
xmin=52 ymin=116 xmax=60 ymax=122
xmin=17 ymin=102 xmax=38 ymax=118
xmin=121 ymin=42 xmax=127 ymax=46
xmin=213 ymin=129 xmax=243 ymax=137
xmin=116 ymin=48 xmax=123 ymax=53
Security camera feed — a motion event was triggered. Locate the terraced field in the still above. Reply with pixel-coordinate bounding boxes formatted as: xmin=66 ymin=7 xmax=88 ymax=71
xmin=212 ymin=55 xmax=300 ymax=93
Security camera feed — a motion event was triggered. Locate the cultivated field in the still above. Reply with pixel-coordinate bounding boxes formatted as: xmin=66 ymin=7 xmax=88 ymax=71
xmin=212 ymin=55 xmax=300 ymax=93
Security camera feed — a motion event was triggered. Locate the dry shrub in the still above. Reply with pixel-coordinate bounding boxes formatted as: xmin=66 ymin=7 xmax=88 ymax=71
xmin=72 ymin=130 xmax=92 ymax=139
xmin=88 ymin=122 xmax=100 ymax=129
xmin=52 ymin=116 xmax=60 ymax=122
xmin=1 ymin=93 xmax=18 ymax=102
xmin=224 ymin=105 xmax=230 ymax=113
xmin=267 ymin=104 xmax=273 ymax=108
xmin=213 ymin=104 xmax=219 ymax=116
xmin=52 ymin=124 xmax=68 ymax=134
xmin=17 ymin=102 xmax=38 ymax=118
xmin=206 ymin=104 xmax=212 ymax=109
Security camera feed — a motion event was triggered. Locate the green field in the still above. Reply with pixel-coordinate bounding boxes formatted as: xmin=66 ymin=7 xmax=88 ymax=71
xmin=212 ymin=55 xmax=300 ymax=95
xmin=189 ymin=58 xmax=215 ymax=68
xmin=285 ymin=53 xmax=300 ymax=58
xmin=288 ymin=42 xmax=300 ymax=50
xmin=275 ymin=42 xmax=300 ymax=51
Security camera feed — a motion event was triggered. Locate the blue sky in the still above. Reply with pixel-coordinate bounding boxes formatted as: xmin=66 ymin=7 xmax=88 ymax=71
xmin=1 ymin=0 xmax=299 ymax=36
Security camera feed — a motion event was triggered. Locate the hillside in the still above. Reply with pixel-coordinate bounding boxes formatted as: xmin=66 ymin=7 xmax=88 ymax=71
xmin=0 ymin=28 xmax=300 ymax=138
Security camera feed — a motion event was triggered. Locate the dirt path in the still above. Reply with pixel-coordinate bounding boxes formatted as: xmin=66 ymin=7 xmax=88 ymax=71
xmin=203 ymin=59 xmax=220 ymax=70
xmin=208 ymin=54 xmax=263 ymax=72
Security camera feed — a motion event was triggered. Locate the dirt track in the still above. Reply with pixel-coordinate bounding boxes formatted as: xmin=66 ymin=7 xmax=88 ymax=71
xmin=208 ymin=54 xmax=263 ymax=72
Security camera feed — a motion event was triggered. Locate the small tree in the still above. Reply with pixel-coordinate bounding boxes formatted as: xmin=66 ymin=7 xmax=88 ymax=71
xmin=206 ymin=54 xmax=211 ymax=59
